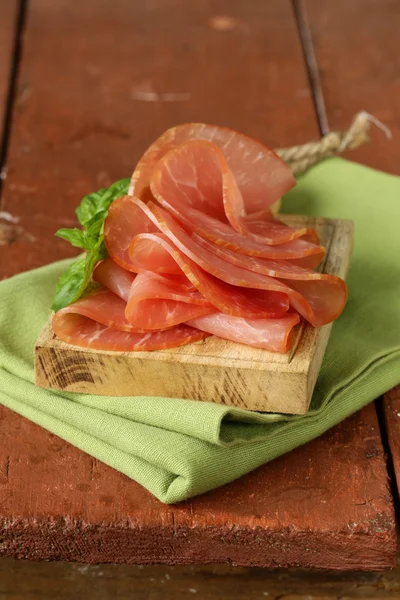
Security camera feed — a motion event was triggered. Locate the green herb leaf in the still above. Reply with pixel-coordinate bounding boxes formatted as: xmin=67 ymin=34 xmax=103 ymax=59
xmin=76 ymin=179 xmax=130 ymax=226
xmin=55 ymin=228 xmax=86 ymax=249
xmin=51 ymin=254 xmax=87 ymax=312
xmin=75 ymin=189 xmax=107 ymax=226
xmin=52 ymin=178 xmax=130 ymax=311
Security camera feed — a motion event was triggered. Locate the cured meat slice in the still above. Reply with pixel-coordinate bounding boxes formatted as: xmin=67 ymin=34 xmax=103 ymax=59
xmin=129 ymin=233 xmax=290 ymax=319
xmin=193 ymin=233 xmax=334 ymax=281
xmin=150 ymin=139 xmax=318 ymax=244
xmin=94 ymin=257 xmax=196 ymax=305
xmin=52 ymin=287 xmax=150 ymax=333
xmin=53 ymin=310 xmax=207 ymax=352
xmin=104 ymin=194 xmax=158 ymax=271
xmin=125 ymin=271 xmax=214 ymax=330
xmin=104 ymin=195 xmax=324 ymax=272
xmin=125 ymin=200 xmax=346 ymax=327
xmin=93 ymin=257 xmax=136 ymax=301
xmin=145 ymin=201 xmax=325 ymax=267
xmin=129 ymin=123 xmax=295 ymax=213
xmin=187 ymin=312 xmax=300 ymax=353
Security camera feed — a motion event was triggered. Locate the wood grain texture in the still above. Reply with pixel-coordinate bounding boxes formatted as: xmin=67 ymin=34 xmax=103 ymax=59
xmin=0 ymin=0 xmax=319 ymax=279
xmin=0 ymin=402 xmax=395 ymax=570
xmin=304 ymin=0 xmax=400 ymax=520
xmin=34 ymin=215 xmax=353 ymax=414
xmin=0 ymin=0 xmax=396 ymax=572
xmin=1 ymin=549 xmax=400 ymax=600
xmin=304 ymin=0 xmax=400 ymax=174
xmin=383 ymin=386 xmax=400 ymax=496
xmin=0 ymin=0 xmax=17 ymax=147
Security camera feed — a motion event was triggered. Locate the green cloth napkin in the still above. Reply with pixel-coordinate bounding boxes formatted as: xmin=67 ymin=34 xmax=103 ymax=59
xmin=0 ymin=158 xmax=399 ymax=504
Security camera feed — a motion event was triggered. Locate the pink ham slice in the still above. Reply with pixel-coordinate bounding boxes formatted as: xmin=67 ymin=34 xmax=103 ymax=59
xmin=193 ymin=233 xmax=334 ymax=281
xmin=129 ymin=123 xmax=295 ymax=211
xmin=52 ymin=287 xmax=144 ymax=333
xmin=125 ymin=271 xmax=214 ymax=330
xmin=144 ymin=201 xmax=325 ymax=268
xmin=104 ymin=193 xmax=158 ymax=271
xmin=104 ymin=195 xmax=324 ymax=272
xmin=93 ymin=257 xmax=136 ymax=301
xmin=121 ymin=199 xmax=346 ymax=327
xmin=94 ymin=257 xmax=212 ymax=329
xmin=93 ymin=257 xmax=194 ymax=301
xmin=149 ymin=139 xmax=319 ymax=245
xmin=187 ymin=312 xmax=300 ymax=353
xmin=53 ymin=310 xmax=207 ymax=352
xmin=129 ymin=233 xmax=290 ymax=319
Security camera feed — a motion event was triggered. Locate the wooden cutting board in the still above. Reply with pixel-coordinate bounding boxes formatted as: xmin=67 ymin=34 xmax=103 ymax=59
xmin=34 ymin=215 xmax=353 ymax=414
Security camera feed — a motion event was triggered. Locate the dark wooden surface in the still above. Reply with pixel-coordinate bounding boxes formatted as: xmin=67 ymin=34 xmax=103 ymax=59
xmin=1 ymin=549 xmax=400 ymax=600
xmin=305 ymin=0 xmax=400 ymax=174
xmin=0 ymin=402 xmax=395 ymax=570
xmin=0 ymin=0 xmax=318 ymax=278
xmin=0 ymin=0 xmax=399 ymax=589
xmin=305 ymin=0 xmax=400 ymax=534
xmin=0 ymin=0 xmax=17 ymax=144
xmin=384 ymin=386 xmax=400 ymax=498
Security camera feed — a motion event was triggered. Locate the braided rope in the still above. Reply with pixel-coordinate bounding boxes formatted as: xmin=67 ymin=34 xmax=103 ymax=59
xmin=274 ymin=111 xmax=391 ymax=175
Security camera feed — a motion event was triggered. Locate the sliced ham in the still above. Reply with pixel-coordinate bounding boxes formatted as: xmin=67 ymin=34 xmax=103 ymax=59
xmin=53 ymin=310 xmax=207 ymax=352
xmin=125 ymin=271 xmax=214 ymax=330
xmin=93 ymin=258 xmax=211 ymax=329
xmin=187 ymin=312 xmax=300 ymax=353
xmin=93 ymin=257 xmax=135 ymax=301
xmin=129 ymin=123 xmax=296 ymax=213
xmin=150 ymin=139 xmax=318 ymax=245
xmin=104 ymin=194 xmax=158 ymax=271
xmin=125 ymin=199 xmax=346 ymax=327
xmin=145 ymin=202 xmax=325 ymax=267
xmin=93 ymin=257 xmax=193 ymax=301
xmin=54 ymin=123 xmax=348 ymax=355
xmin=129 ymin=233 xmax=289 ymax=319
xmin=52 ymin=287 xmax=154 ymax=333
xmin=193 ymin=233 xmax=337 ymax=281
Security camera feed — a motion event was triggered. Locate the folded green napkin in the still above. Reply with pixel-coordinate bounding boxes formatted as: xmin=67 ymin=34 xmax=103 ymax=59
xmin=0 ymin=158 xmax=399 ymax=503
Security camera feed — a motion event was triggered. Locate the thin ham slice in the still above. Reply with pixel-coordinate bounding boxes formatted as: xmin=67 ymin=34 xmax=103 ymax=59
xmin=52 ymin=287 xmax=145 ymax=332
xmin=129 ymin=233 xmax=290 ymax=319
xmin=93 ymin=258 xmax=135 ymax=301
xmin=150 ymin=139 xmax=318 ymax=245
xmin=144 ymin=201 xmax=325 ymax=268
xmin=93 ymin=258 xmax=211 ymax=329
xmin=104 ymin=194 xmax=158 ymax=271
xmin=129 ymin=123 xmax=295 ymax=213
xmin=125 ymin=271 xmax=214 ymax=330
xmin=93 ymin=257 xmax=194 ymax=301
xmin=193 ymin=233 xmax=337 ymax=282
xmin=54 ymin=124 xmax=348 ymax=355
xmin=123 ymin=199 xmax=346 ymax=327
xmin=53 ymin=310 xmax=207 ymax=352
xmin=187 ymin=312 xmax=300 ymax=353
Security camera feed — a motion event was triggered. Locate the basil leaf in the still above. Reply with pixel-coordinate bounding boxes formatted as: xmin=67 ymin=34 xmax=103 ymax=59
xmin=76 ymin=178 xmax=130 ymax=226
xmin=51 ymin=254 xmax=87 ymax=312
xmin=52 ymin=178 xmax=131 ymax=311
xmin=75 ymin=189 xmax=107 ymax=226
xmin=85 ymin=210 xmax=109 ymax=245
xmin=55 ymin=228 xmax=86 ymax=249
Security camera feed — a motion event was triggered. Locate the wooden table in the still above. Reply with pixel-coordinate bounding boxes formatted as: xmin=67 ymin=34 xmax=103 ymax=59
xmin=1 ymin=0 xmax=400 ymax=596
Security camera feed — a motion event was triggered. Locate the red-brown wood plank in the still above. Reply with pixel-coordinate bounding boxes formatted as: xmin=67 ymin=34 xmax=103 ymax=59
xmin=304 ymin=0 xmax=400 ymax=174
xmin=0 ymin=0 xmax=18 ymax=153
xmin=2 ymin=553 xmax=400 ymax=600
xmin=0 ymin=0 xmax=318 ymax=278
xmin=0 ymin=403 xmax=395 ymax=570
xmin=384 ymin=386 xmax=400 ymax=496
xmin=304 ymin=0 xmax=400 ymax=512
xmin=0 ymin=0 xmax=396 ymax=570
